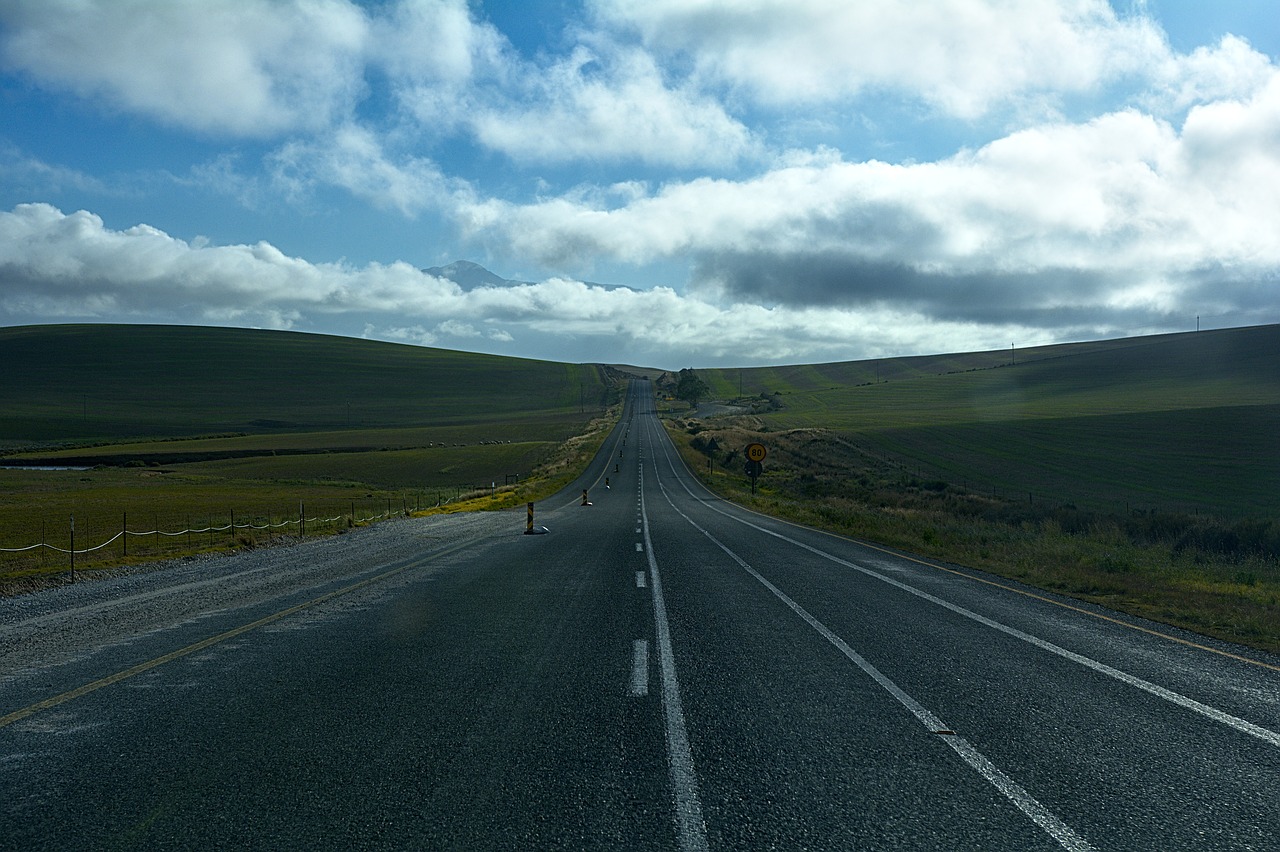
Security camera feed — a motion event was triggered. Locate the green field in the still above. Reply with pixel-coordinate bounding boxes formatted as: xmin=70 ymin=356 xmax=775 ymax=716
xmin=0 ymin=324 xmax=621 ymax=587
xmin=698 ymin=325 xmax=1280 ymax=517
xmin=671 ymin=324 xmax=1280 ymax=651
xmin=0 ymin=324 xmax=614 ymax=445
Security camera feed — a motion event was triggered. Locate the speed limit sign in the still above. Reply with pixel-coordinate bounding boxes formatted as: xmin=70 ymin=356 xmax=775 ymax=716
xmin=746 ymin=443 xmax=767 ymax=462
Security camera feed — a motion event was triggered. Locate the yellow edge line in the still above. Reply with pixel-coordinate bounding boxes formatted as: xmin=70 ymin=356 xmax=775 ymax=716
xmin=1 ymin=542 xmax=467 ymax=729
xmin=672 ymin=438 xmax=1280 ymax=675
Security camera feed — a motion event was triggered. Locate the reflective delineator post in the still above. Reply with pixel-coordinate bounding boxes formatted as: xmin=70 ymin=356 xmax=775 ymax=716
xmin=524 ymin=502 xmax=548 ymax=535
xmin=581 ymin=489 xmax=591 ymax=506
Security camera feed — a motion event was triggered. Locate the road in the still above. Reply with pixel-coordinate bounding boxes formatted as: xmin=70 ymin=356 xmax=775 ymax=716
xmin=3 ymin=379 xmax=1279 ymax=850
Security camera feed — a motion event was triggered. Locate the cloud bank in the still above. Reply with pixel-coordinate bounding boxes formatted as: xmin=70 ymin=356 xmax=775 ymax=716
xmin=2 ymin=0 xmax=1278 ymax=364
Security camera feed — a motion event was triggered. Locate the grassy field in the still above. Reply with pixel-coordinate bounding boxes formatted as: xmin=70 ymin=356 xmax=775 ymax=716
xmin=696 ymin=325 xmax=1280 ymax=516
xmin=667 ymin=324 xmax=1280 ymax=652
xmin=0 ymin=324 xmax=614 ymax=445
xmin=1 ymin=324 xmax=622 ymax=588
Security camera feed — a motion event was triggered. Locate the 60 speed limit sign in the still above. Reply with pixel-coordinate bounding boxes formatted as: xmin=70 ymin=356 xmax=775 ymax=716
xmin=746 ymin=443 xmax=767 ymax=462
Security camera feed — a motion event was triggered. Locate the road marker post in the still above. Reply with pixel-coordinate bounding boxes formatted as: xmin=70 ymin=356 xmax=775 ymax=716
xmin=523 ymin=502 xmax=549 ymax=535
xmin=581 ymin=489 xmax=592 ymax=506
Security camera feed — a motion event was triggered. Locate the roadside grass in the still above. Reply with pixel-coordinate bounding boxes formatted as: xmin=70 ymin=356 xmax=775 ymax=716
xmin=0 ymin=402 xmax=623 ymax=592
xmin=666 ymin=420 xmax=1280 ymax=652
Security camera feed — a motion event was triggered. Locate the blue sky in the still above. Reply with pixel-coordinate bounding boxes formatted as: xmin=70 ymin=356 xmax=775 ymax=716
xmin=1 ymin=0 xmax=1278 ymax=368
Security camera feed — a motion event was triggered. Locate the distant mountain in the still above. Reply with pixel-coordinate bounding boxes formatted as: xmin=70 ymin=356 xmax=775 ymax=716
xmin=424 ymin=260 xmax=630 ymax=292
xmin=423 ymin=260 xmax=515 ymax=289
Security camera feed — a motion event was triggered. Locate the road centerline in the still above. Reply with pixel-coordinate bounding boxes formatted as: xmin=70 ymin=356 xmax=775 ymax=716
xmin=630 ymin=639 xmax=650 ymax=697
xmin=640 ymin=456 xmax=709 ymax=852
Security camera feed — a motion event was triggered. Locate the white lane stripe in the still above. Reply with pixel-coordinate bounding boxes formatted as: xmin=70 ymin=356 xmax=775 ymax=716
xmin=642 ymin=459 xmax=709 ymax=852
xmin=636 ymin=542 xmax=644 ymax=552
xmin=656 ymin=479 xmax=1093 ymax=852
xmin=637 ymin=570 xmax=647 ymax=588
xmin=630 ymin=639 xmax=650 ymax=697
xmin=656 ymin=435 xmax=1280 ymax=752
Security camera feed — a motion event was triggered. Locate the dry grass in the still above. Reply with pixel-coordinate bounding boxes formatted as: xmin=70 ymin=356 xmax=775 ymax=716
xmin=666 ymin=417 xmax=1280 ymax=654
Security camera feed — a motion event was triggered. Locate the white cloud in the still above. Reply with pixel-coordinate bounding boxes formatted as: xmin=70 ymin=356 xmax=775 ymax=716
xmin=593 ymin=0 xmax=1169 ymax=117
xmin=448 ymin=76 xmax=1280 ymax=331
xmin=0 ymin=0 xmax=368 ymax=137
xmin=269 ymin=124 xmax=460 ymax=215
xmin=467 ymin=41 xmax=756 ymax=167
xmin=0 ymin=143 xmax=112 ymax=195
xmin=436 ymin=319 xmax=481 ymax=337
xmin=1149 ymin=34 xmax=1276 ymax=113
xmin=369 ymin=324 xmax=438 ymax=347
xmin=0 ymin=202 xmax=1053 ymax=364
xmin=369 ymin=0 xmax=510 ymax=135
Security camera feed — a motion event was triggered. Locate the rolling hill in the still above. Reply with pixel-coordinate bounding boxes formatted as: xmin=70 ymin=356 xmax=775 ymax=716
xmin=688 ymin=324 xmax=1280 ymax=517
xmin=0 ymin=324 xmax=615 ymax=447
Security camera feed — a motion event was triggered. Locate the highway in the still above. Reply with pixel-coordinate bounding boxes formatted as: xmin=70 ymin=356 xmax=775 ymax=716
xmin=3 ymin=379 xmax=1279 ymax=850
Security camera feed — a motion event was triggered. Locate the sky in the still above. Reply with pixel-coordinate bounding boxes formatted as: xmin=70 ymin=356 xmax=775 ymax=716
xmin=1 ymin=1 xmax=1278 ymax=369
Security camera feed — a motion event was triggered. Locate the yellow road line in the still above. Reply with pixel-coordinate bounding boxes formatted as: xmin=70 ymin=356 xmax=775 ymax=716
xmin=1 ymin=543 xmax=466 ymax=729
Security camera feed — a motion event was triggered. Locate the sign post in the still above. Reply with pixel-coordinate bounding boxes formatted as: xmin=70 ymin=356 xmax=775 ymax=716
xmin=745 ymin=443 xmax=767 ymax=494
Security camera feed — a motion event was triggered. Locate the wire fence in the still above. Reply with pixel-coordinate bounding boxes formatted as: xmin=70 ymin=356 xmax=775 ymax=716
xmin=0 ymin=473 xmax=532 ymax=584
xmin=0 ymin=491 xmax=463 ymax=582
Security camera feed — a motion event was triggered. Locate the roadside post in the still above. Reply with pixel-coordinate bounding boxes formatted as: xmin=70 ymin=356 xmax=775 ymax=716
xmin=581 ymin=489 xmax=591 ymax=506
xmin=524 ymin=501 xmax=549 ymax=535
xmin=745 ymin=443 xmax=767 ymax=495
xmin=69 ymin=514 xmax=75 ymax=584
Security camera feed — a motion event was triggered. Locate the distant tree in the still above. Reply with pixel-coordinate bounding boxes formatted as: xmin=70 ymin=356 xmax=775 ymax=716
xmin=675 ymin=368 xmax=710 ymax=407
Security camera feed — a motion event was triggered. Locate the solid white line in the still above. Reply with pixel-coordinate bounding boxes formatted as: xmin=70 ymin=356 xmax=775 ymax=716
xmin=637 ymin=570 xmax=647 ymax=588
xmin=655 ymin=435 xmax=1280 ymax=752
xmin=630 ymin=639 xmax=650 ymax=697
xmin=656 ymin=480 xmax=1094 ymax=852
xmin=642 ymin=460 xmax=709 ymax=852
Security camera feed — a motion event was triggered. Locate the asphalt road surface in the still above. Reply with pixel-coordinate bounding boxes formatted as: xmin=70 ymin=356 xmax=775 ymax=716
xmin=3 ymin=380 xmax=1279 ymax=850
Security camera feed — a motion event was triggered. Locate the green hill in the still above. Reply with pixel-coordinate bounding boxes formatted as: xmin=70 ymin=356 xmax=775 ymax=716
xmin=691 ymin=325 xmax=1280 ymax=517
xmin=0 ymin=324 xmax=613 ymax=447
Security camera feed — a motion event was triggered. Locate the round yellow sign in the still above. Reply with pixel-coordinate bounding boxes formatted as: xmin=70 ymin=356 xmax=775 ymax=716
xmin=746 ymin=442 xmax=767 ymax=462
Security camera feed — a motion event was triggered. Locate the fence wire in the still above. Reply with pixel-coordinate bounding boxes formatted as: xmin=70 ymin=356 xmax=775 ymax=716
xmin=0 ymin=511 xmax=389 ymax=556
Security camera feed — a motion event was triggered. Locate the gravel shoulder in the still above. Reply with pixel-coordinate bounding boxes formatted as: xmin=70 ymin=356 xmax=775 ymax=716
xmin=0 ymin=511 xmax=512 ymax=681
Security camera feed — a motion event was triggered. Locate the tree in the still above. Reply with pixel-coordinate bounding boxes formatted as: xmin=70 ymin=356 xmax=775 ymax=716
xmin=675 ymin=368 xmax=710 ymax=407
